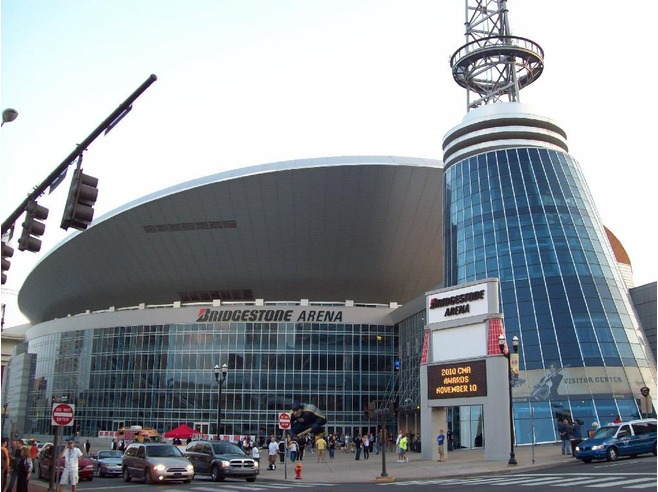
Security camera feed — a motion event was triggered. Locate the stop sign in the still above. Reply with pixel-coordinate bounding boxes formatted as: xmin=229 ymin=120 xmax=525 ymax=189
xmin=52 ymin=403 xmax=75 ymax=427
xmin=278 ymin=412 xmax=291 ymax=430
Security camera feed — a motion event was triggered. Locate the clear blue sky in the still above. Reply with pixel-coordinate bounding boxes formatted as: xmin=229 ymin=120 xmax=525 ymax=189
xmin=1 ymin=0 xmax=655 ymax=326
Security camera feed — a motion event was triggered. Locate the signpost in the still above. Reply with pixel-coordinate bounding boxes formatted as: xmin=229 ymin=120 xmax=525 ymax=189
xmin=278 ymin=412 xmax=291 ymax=430
xmin=51 ymin=403 xmax=75 ymax=426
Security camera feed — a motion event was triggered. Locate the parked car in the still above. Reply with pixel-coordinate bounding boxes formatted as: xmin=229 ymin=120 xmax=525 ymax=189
xmin=122 ymin=442 xmax=194 ymax=484
xmin=575 ymin=418 xmax=657 ymax=463
xmin=184 ymin=440 xmax=259 ymax=482
xmin=91 ymin=450 xmax=124 ymax=477
xmin=37 ymin=442 xmax=94 ymax=481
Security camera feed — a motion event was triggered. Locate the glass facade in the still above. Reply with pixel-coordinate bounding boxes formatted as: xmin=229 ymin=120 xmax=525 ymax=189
xmin=444 ymin=147 xmax=657 ymax=444
xmin=22 ymin=314 xmax=398 ymax=439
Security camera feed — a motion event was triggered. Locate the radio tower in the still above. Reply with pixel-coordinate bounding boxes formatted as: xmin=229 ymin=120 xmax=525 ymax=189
xmin=450 ymin=0 xmax=544 ymax=111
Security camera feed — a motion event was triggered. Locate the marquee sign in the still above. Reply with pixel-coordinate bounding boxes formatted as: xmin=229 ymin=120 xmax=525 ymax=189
xmin=427 ymin=359 xmax=487 ymax=400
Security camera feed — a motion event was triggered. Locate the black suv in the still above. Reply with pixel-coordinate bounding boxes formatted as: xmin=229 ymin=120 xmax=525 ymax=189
xmin=183 ymin=440 xmax=259 ymax=482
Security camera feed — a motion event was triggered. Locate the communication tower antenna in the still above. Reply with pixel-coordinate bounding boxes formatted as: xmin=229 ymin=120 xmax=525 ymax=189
xmin=450 ymin=0 xmax=544 ymax=111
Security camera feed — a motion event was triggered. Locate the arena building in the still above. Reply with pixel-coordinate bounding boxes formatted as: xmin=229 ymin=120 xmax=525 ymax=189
xmin=2 ymin=1 xmax=656 ymax=453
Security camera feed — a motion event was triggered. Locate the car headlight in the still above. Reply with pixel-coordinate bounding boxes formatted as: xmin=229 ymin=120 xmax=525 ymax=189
xmin=84 ymin=465 xmax=94 ymax=470
xmin=153 ymin=464 xmax=166 ymax=472
xmin=253 ymin=461 xmax=259 ymax=469
xmin=575 ymin=446 xmax=581 ymax=451
xmin=186 ymin=464 xmax=194 ymax=472
xmin=591 ymin=445 xmax=604 ymax=450
xmin=219 ymin=460 xmax=231 ymax=468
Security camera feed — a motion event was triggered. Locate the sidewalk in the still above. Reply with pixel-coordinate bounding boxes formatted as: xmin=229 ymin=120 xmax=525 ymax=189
xmin=256 ymin=443 xmax=572 ymax=483
xmin=28 ymin=443 xmax=574 ymax=490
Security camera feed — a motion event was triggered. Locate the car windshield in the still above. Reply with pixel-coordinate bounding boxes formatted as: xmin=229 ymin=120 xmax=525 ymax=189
xmin=593 ymin=426 xmax=618 ymax=439
xmin=98 ymin=451 xmax=123 ymax=459
xmin=211 ymin=442 xmax=245 ymax=455
xmin=146 ymin=446 xmax=182 ymax=458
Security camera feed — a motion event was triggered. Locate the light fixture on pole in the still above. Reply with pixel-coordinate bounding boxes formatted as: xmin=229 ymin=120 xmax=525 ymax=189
xmin=499 ymin=333 xmax=519 ymax=465
xmin=213 ymin=363 xmax=228 ymax=438
xmin=1 ymin=108 xmax=18 ymax=127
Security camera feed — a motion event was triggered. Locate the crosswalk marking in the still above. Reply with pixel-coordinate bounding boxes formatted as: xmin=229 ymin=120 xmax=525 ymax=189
xmin=587 ymin=478 xmax=657 ymax=488
xmin=377 ymin=473 xmax=657 ymax=489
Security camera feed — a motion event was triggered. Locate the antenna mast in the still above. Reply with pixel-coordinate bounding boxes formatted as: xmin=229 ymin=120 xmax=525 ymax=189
xmin=450 ymin=0 xmax=544 ymax=111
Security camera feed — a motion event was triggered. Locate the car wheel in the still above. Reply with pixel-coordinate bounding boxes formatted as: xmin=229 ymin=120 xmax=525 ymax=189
xmin=580 ymin=458 xmax=592 ymax=463
xmin=606 ymin=447 xmax=618 ymax=462
xmin=122 ymin=467 xmax=132 ymax=482
xmin=246 ymin=477 xmax=257 ymax=482
xmin=210 ymin=465 xmax=221 ymax=482
xmin=97 ymin=468 xmax=104 ymax=478
xmin=144 ymin=468 xmax=153 ymax=485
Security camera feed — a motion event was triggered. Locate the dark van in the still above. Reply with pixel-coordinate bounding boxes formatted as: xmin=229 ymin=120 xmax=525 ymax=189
xmin=574 ymin=419 xmax=657 ymax=463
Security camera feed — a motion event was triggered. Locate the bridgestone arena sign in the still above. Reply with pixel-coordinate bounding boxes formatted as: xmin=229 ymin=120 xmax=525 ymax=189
xmin=196 ymin=308 xmax=343 ymax=323
xmin=427 ymin=359 xmax=487 ymax=400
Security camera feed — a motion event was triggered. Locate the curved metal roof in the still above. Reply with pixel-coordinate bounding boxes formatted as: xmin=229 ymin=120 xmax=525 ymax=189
xmin=18 ymin=156 xmax=444 ymax=324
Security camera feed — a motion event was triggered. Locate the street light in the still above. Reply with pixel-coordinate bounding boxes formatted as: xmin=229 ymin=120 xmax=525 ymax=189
xmin=1 ymin=108 xmax=18 ymax=127
xmin=499 ymin=333 xmax=519 ymax=465
xmin=213 ymin=363 xmax=228 ymax=438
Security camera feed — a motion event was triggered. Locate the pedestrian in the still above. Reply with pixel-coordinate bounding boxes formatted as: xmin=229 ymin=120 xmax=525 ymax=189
xmin=7 ymin=439 xmax=24 ymax=492
xmin=571 ymin=419 xmax=583 ymax=456
xmin=1 ymin=438 xmax=10 ymax=492
xmin=267 ymin=437 xmax=278 ymax=470
xmin=353 ymin=434 xmax=361 ymax=460
xmin=58 ymin=440 xmax=83 ymax=492
xmin=398 ymin=433 xmax=409 ymax=463
xmin=437 ymin=429 xmax=445 ymax=462
xmin=29 ymin=442 xmax=38 ymax=477
xmin=613 ymin=415 xmax=622 ymax=424
xmin=447 ymin=428 xmax=454 ymax=451
xmin=15 ymin=447 xmax=32 ymax=492
xmin=288 ymin=437 xmax=299 ymax=462
xmin=327 ymin=434 xmax=336 ymax=461
xmin=316 ymin=435 xmax=327 ymax=463
xmin=361 ymin=434 xmax=370 ymax=460
xmin=588 ymin=422 xmax=600 ymax=438
xmin=84 ymin=440 xmax=91 ymax=456
xmin=395 ymin=430 xmax=403 ymax=462
xmin=558 ymin=419 xmax=572 ymax=455
xmin=251 ymin=444 xmax=260 ymax=466
xmin=278 ymin=438 xmax=286 ymax=464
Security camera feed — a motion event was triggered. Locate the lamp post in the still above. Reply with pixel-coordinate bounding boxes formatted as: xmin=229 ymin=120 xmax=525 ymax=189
xmin=213 ymin=363 xmax=228 ymax=438
xmin=1 ymin=108 xmax=18 ymax=127
xmin=499 ymin=333 xmax=519 ymax=465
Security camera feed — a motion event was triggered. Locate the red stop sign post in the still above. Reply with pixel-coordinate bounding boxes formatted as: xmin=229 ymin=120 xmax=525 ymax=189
xmin=278 ymin=412 xmax=291 ymax=430
xmin=52 ymin=403 xmax=75 ymax=427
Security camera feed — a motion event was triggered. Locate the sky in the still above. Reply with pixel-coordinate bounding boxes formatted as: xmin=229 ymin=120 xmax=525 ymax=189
xmin=1 ymin=0 xmax=656 ymax=328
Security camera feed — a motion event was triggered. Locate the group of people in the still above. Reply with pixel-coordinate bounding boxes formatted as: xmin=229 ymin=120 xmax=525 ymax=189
xmin=1 ymin=438 xmax=33 ymax=492
xmin=558 ymin=417 xmax=607 ymax=456
xmin=1 ymin=437 xmax=88 ymax=492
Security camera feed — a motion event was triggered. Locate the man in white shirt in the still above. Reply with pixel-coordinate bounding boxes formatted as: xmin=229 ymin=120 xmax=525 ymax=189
xmin=58 ymin=440 xmax=83 ymax=492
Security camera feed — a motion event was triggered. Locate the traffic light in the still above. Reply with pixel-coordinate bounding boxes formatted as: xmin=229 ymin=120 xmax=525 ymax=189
xmin=61 ymin=168 xmax=99 ymax=231
xmin=1 ymin=241 xmax=14 ymax=284
xmin=18 ymin=201 xmax=49 ymax=252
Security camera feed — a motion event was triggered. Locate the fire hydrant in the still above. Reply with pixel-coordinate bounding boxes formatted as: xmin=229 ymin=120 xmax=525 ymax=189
xmin=294 ymin=462 xmax=303 ymax=480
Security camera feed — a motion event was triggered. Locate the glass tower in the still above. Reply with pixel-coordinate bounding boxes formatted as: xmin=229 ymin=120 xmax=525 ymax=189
xmin=443 ymin=108 xmax=656 ymax=443
xmin=443 ymin=1 xmax=656 ymax=444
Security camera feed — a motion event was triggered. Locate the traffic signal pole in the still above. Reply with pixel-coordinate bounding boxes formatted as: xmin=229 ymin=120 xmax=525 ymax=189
xmin=1 ymin=74 xmax=157 ymax=236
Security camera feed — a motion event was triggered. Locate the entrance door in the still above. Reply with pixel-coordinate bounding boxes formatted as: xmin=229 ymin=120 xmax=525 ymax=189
xmin=194 ymin=422 xmax=209 ymax=435
xmin=446 ymin=405 xmax=484 ymax=450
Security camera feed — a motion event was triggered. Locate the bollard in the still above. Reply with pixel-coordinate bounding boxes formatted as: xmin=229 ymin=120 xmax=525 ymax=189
xmin=294 ymin=462 xmax=302 ymax=479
